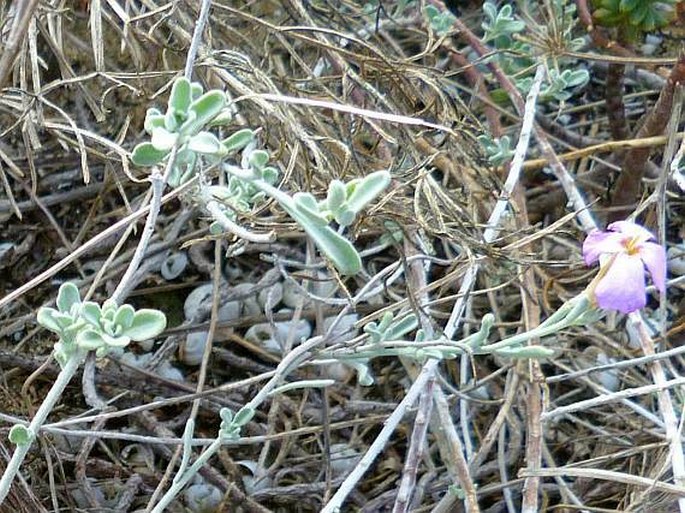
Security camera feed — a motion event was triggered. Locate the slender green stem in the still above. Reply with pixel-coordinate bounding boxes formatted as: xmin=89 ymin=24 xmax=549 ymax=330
xmin=0 ymin=352 xmax=83 ymax=503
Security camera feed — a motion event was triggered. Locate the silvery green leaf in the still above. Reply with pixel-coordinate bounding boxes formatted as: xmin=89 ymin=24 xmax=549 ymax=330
xmin=76 ymin=329 xmax=105 ymax=350
xmin=114 ymin=304 xmax=135 ymax=330
xmin=219 ymin=407 xmax=234 ymax=424
xmin=378 ymin=311 xmax=393 ymax=331
xmin=54 ymin=312 xmax=76 ymax=330
xmin=124 ymin=309 xmax=167 ymax=341
xmin=209 ymin=221 xmax=223 ymax=235
xmin=262 ymin=166 xmax=279 ymax=184
xmin=9 ymin=425 xmax=33 ymax=446
xmin=164 ymin=109 xmax=180 ymax=132
xmin=232 ymin=406 xmax=255 ymax=427
xmin=293 ymin=193 xmax=328 ymax=227
xmin=168 ymin=77 xmax=192 ymax=114
xmin=37 ymin=307 xmax=62 ymax=334
xmin=386 ymin=314 xmax=418 ymax=340
xmin=248 ymin=150 xmax=269 ymax=171
xmin=183 ymin=90 xmax=226 ymax=134
xmin=151 ymin=127 xmax=179 ymax=151
xmin=144 ymin=108 xmax=165 ymax=133
xmin=326 ymin=180 xmax=346 ymax=212
xmin=101 ymin=318 xmax=117 ymax=335
xmin=56 ymin=282 xmax=81 ymax=313
xmin=80 ymin=302 xmax=102 ymax=327
xmin=334 ymin=207 xmax=355 ymax=227
xmin=101 ymin=332 xmax=131 ymax=348
xmin=190 ymin=81 xmax=204 ymax=100
xmin=131 ymin=142 xmax=168 ymax=167
xmin=222 ymin=128 xmax=254 ymax=153
xmin=346 ymin=170 xmax=391 ymax=213
xmin=564 ymin=69 xmax=589 ymax=88
xmin=299 ymin=221 xmax=361 ymax=275
xmin=187 ymin=132 xmax=223 ymax=154
xmin=208 ymin=109 xmax=233 ymax=127
xmin=102 ymin=299 xmax=118 ymax=318
xmin=167 ymin=165 xmax=182 ymax=188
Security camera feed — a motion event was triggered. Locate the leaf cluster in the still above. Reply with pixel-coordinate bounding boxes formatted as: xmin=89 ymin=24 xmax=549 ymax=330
xmin=37 ymin=283 xmax=167 ymax=365
xmin=131 ymin=78 xmax=236 ymax=186
xmin=593 ymin=0 xmax=677 ymax=34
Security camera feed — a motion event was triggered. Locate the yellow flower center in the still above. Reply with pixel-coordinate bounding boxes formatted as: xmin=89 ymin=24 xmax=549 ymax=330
xmin=623 ymin=236 xmax=641 ymax=256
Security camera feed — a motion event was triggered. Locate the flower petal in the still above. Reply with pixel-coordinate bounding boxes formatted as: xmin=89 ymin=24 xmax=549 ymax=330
xmin=639 ymin=241 xmax=667 ymax=293
xmin=594 ymin=253 xmax=646 ymax=314
xmin=582 ymin=230 xmax=625 ymax=266
xmin=607 ymin=221 xmax=655 ymax=243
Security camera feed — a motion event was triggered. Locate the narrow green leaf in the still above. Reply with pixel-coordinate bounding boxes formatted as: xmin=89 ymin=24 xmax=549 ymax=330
xmin=299 ymin=221 xmax=361 ymax=275
xmin=168 ymin=77 xmax=192 ymax=114
xmin=326 ymin=180 xmax=346 ymax=212
xmin=183 ymin=91 xmax=226 ymax=135
xmin=346 ymin=170 xmax=391 ymax=213
xmin=232 ymin=406 xmax=255 ymax=427
xmin=222 ymin=128 xmax=254 ymax=153
xmin=386 ymin=314 xmax=419 ymax=340
xmin=124 ymin=309 xmax=167 ymax=341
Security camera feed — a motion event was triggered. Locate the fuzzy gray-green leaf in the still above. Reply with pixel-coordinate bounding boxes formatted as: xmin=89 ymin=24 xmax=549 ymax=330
xmin=300 ymin=221 xmax=361 ymax=275
xmin=169 ymin=77 xmax=192 ymax=114
xmin=9 ymin=425 xmax=33 ymax=446
xmin=222 ymin=128 xmax=254 ymax=153
xmin=187 ymin=132 xmax=223 ymax=155
xmin=56 ymin=282 xmax=81 ymax=313
xmin=183 ymin=91 xmax=226 ymax=135
xmin=37 ymin=307 xmax=62 ymax=334
xmin=76 ymin=329 xmax=105 ymax=350
xmin=346 ymin=170 xmax=391 ymax=213
xmin=131 ymin=142 xmax=169 ymax=166
xmin=124 ymin=309 xmax=167 ymax=341
xmin=151 ymin=127 xmax=179 ymax=151
xmin=114 ymin=304 xmax=135 ymax=330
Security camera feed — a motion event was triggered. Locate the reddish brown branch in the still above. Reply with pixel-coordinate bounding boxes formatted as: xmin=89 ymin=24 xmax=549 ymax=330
xmin=609 ymin=52 xmax=685 ymax=221
xmin=606 ymin=63 xmax=629 ymax=141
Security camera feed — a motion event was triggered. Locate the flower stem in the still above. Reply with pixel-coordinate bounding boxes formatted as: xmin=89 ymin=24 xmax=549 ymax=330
xmin=0 ymin=352 xmax=83 ymax=503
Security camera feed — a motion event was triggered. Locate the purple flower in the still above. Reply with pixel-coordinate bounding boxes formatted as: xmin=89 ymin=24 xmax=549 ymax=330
xmin=582 ymin=221 xmax=666 ymax=314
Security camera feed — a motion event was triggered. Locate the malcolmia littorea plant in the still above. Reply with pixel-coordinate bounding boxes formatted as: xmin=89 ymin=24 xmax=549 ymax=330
xmin=0 ymin=284 xmax=166 ymax=503
xmin=3 ymin=68 xmax=670 ymax=510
